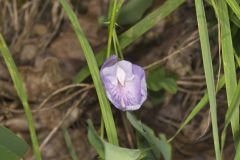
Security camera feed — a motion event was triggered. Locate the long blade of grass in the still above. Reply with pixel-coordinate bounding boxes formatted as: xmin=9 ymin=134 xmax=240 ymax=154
xmin=217 ymin=0 xmax=239 ymax=145
xmin=221 ymin=80 xmax=240 ymax=154
xmin=170 ymin=51 xmax=240 ymax=141
xmin=169 ymin=76 xmax=225 ymax=141
xmin=62 ymin=127 xmax=78 ymax=160
xmin=234 ymin=141 xmax=240 ymax=160
xmin=59 ymin=0 xmax=118 ymax=145
xmin=195 ymin=1 xmax=221 ymax=159
xmin=73 ymin=0 xmax=186 ymax=83
xmin=0 ymin=34 xmax=42 ymax=160
xmin=226 ymin=0 xmax=240 ymax=20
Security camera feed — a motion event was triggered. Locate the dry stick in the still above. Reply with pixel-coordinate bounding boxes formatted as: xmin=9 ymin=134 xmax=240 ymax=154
xmin=178 ymin=86 xmax=205 ymax=94
xmin=144 ymin=25 xmax=218 ymax=71
xmin=180 ymin=75 xmax=205 ymax=80
xmin=177 ymin=80 xmax=206 ymax=87
xmin=6 ymin=84 xmax=93 ymax=114
xmin=32 ymin=88 xmax=90 ymax=112
xmin=144 ymin=38 xmax=199 ymax=70
xmin=37 ymin=83 xmax=92 ymax=110
xmin=12 ymin=0 xmax=19 ymax=32
xmin=121 ymin=112 xmax=134 ymax=148
xmin=39 ymin=7 xmax=64 ymax=55
xmin=39 ymin=91 xmax=88 ymax=151
xmin=216 ymin=18 xmax=222 ymax=92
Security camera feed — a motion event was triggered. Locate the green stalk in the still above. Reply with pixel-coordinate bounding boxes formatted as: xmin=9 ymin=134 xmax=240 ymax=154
xmin=60 ymin=0 xmax=118 ymax=145
xmin=62 ymin=127 xmax=78 ymax=160
xmin=0 ymin=34 xmax=42 ymax=160
xmin=195 ymin=1 xmax=221 ymax=159
xmin=106 ymin=0 xmax=118 ymax=58
xmin=217 ymin=0 xmax=239 ymax=145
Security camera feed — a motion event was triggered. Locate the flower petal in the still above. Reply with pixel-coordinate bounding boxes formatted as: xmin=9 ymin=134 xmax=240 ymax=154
xmin=100 ymin=56 xmax=147 ymax=111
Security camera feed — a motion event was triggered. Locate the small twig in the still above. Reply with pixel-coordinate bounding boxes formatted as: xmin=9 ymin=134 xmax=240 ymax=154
xmin=177 ymin=80 xmax=206 ymax=87
xmin=178 ymin=86 xmax=205 ymax=94
xmin=39 ymin=7 xmax=64 ymax=55
xmin=144 ymin=38 xmax=199 ymax=70
xmin=121 ymin=112 xmax=134 ymax=148
xmin=37 ymin=83 xmax=92 ymax=111
xmin=180 ymin=75 xmax=205 ymax=80
xmin=6 ymin=84 xmax=93 ymax=113
xmin=39 ymin=91 xmax=88 ymax=151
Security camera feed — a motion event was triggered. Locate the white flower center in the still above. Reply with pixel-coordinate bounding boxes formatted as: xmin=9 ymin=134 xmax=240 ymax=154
xmin=116 ymin=65 xmax=126 ymax=86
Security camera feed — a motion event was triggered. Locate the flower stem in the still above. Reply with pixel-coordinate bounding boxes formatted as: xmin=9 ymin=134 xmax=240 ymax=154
xmin=106 ymin=0 xmax=118 ymax=58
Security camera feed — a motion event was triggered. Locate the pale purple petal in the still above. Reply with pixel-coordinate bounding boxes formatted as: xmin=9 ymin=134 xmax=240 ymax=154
xmin=100 ymin=56 xmax=147 ymax=111
xmin=101 ymin=55 xmax=118 ymax=68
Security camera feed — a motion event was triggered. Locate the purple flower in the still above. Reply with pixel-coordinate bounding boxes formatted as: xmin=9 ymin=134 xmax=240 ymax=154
xmin=100 ymin=55 xmax=147 ymax=111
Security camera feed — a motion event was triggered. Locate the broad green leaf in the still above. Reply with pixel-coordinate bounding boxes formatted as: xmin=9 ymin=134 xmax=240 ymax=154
xmin=117 ymin=0 xmax=154 ymax=25
xmin=0 ymin=125 xmax=29 ymax=159
xmin=127 ymin=112 xmax=171 ymax=160
xmin=147 ymin=67 xmax=177 ymax=94
xmin=195 ymin=0 xmax=221 ymax=159
xmin=87 ymin=120 xmax=145 ymax=160
xmin=105 ymin=142 xmax=145 ymax=160
xmin=60 ymin=0 xmax=118 ymax=145
xmin=0 ymin=146 xmax=19 ymax=160
xmin=73 ymin=0 xmax=186 ymax=83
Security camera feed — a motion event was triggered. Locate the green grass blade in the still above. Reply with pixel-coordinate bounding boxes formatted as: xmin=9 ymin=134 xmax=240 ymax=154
xmin=0 ymin=34 xmax=42 ymax=160
xmin=221 ymin=80 xmax=240 ymax=154
xmin=59 ymin=0 xmax=118 ymax=145
xmin=234 ymin=141 xmax=240 ymax=160
xmin=169 ymin=76 xmax=225 ymax=141
xmin=226 ymin=0 xmax=240 ymax=20
xmin=62 ymin=127 xmax=78 ymax=160
xmin=73 ymin=0 xmax=186 ymax=83
xmin=217 ymin=0 xmax=239 ymax=144
xmin=195 ymin=1 xmax=221 ymax=159
xmin=106 ymin=0 xmax=118 ymax=58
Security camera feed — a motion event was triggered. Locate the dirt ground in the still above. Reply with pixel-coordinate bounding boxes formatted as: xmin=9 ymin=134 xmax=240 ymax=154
xmin=0 ymin=0 xmax=235 ymax=160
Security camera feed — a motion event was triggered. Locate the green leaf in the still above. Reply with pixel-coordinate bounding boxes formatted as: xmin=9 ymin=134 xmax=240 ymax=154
xmin=117 ymin=0 xmax=154 ymax=25
xmin=127 ymin=112 xmax=171 ymax=160
xmin=0 ymin=125 xmax=29 ymax=159
xmin=147 ymin=67 xmax=177 ymax=94
xmin=105 ymin=142 xmax=145 ymax=160
xmin=73 ymin=0 xmax=186 ymax=83
xmin=87 ymin=120 xmax=145 ymax=160
xmin=60 ymin=0 xmax=118 ymax=145
xmin=0 ymin=145 xmax=19 ymax=160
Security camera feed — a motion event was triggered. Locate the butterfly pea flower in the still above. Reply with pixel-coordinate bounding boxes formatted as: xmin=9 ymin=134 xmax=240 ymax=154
xmin=100 ymin=55 xmax=147 ymax=111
